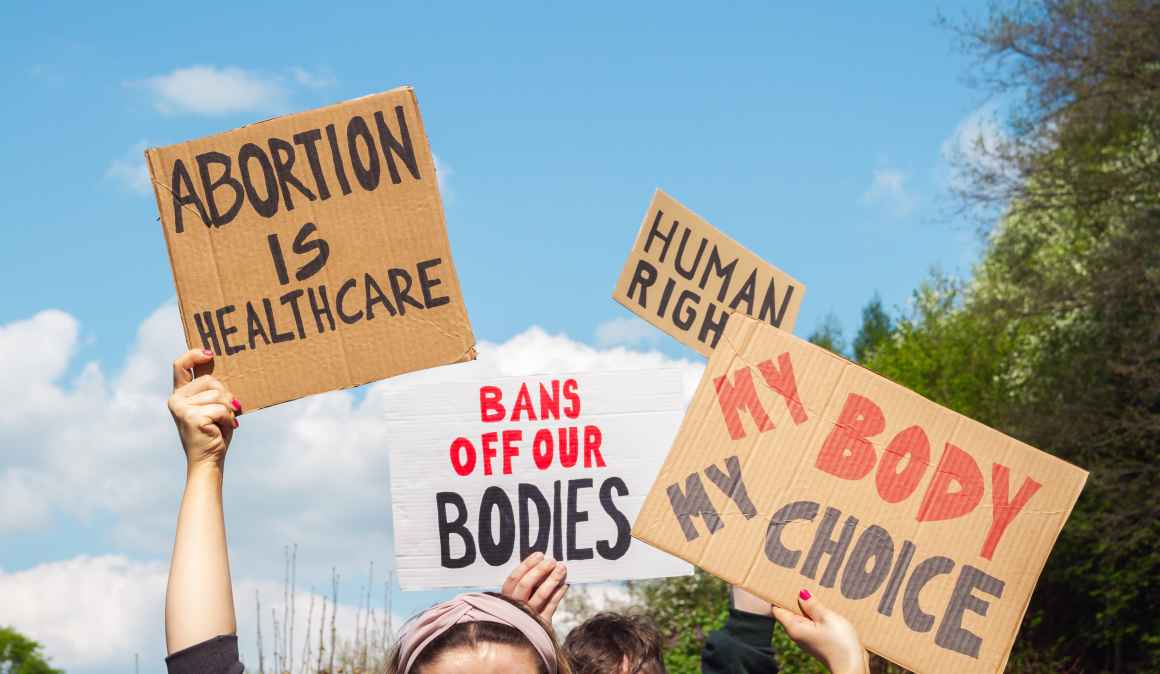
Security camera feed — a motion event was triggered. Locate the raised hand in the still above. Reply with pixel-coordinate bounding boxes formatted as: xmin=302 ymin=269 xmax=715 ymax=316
xmin=167 ymin=349 xmax=240 ymax=468
xmin=501 ymin=551 xmax=569 ymax=621
xmin=165 ymin=349 xmax=241 ymax=654
xmin=772 ymin=589 xmax=868 ymax=674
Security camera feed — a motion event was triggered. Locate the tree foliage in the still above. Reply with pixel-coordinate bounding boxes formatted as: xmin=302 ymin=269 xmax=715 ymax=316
xmin=807 ymin=312 xmax=847 ymax=355
xmin=626 ymin=571 xmax=826 ymax=674
xmin=852 ymin=294 xmax=893 ymax=363
xmin=0 ymin=627 xmax=63 ymax=674
xmin=933 ymin=1 xmax=1159 ymax=670
xmin=943 ymin=0 xmax=1160 ymax=223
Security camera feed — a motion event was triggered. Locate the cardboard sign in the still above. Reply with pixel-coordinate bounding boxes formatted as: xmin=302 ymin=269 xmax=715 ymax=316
xmin=146 ymin=87 xmax=475 ymax=411
xmin=386 ymin=370 xmax=693 ymax=590
xmin=633 ymin=315 xmax=1087 ymax=674
xmin=612 ymin=190 xmax=805 ymax=356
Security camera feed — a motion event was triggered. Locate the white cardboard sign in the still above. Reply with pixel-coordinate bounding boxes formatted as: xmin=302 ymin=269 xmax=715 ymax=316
xmin=386 ymin=369 xmax=693 ymax=590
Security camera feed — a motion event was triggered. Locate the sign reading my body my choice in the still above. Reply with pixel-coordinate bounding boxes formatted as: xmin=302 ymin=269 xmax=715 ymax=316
xmin=386 ymin=370 xmax=693 ymax=590
xmin=633 ymin=315 xmax=1088 ymax=674
xmin=146 ymin=87 xmax=475 ymax=411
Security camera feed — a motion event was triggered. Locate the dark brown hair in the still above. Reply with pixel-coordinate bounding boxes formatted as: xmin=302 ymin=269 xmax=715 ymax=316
xmin=562 ymin=612 xmax=665 ymax=674
xmin=386 ymin=593 xmax=570 ymax=674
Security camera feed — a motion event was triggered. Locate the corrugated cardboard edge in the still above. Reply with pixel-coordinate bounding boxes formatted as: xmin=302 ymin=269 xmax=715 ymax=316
xmin=399 ymin=87 xmax=478 ymax=364
xmin=631 ymin=314 xmax=1089 ymax=674
xmin=144 ymin=147 xmax=198 ymax=372
xmin=991 ymin=467 xmax=1088 ymax=674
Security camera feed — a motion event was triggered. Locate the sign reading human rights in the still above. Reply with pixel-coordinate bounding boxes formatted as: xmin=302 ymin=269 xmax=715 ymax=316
xmin=632 ymin=315 xmax=1088 ymax=674
xmin=146 ymin=87 xmax=475 ymax=411
xmin=387 ymin=370 xmax=693 ymax=590
xmin=613 ymin=189 xmax=804 ymax=356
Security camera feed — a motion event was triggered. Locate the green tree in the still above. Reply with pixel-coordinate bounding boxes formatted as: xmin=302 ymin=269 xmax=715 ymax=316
xmin=627 ymin=571 xmax=827 ymax=674
xmin=807 ymin=312 xmax=846 ymax=356
xmin=936 ymin=1 xmax=1160 ymax=669
xmin=864 ymin=273 xmax=1015 ymax=426
xmin=632 ymin=570 xmax=728 ymax=673
xmin=0 ymin=627 xmax=63 ymax=674
xmin=851 ymin=293 xmax=893 ymax=363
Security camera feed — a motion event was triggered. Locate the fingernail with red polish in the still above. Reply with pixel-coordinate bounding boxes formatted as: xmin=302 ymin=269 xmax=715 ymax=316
xmin=799 ymin=589 xmax=811 ymax=601
xmin=231 ymin=399 xmax=242 ymax=413
xmin=202 ymin=349 xmax=213 ymax=357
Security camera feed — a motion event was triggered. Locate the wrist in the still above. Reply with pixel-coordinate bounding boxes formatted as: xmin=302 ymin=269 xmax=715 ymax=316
xmin=186 ymin=460 xmax=225 ymax=486
xmin=827 ymin=649 xmax=868 ymax=674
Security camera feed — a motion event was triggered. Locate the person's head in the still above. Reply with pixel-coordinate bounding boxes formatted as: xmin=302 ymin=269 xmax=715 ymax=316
xmin=563 ymin=612 xmax=666 ymax=674
xmin=388 ymin=592 xmax=570 ymax=674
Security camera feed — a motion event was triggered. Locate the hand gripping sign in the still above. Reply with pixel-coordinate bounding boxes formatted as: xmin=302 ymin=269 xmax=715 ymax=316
xmin=633 ymin=314 xmax=1087 ymax=674
xmin=386 ymin=369 xmax=692 ymax=590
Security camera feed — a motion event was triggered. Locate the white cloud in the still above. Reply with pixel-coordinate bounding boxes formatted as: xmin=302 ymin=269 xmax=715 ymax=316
xmin=137 ymin=65 xmax=338 ymax=116
xmin=860 ymin=166 xmax=917 ymax=217
xmin=594 ymin=315 xmax=662 ymax=348
xmin=0 ymin=556 xmax=166 ymax=671
xmin=140 ymin=65 xmax=287 ymax=116
xmin=940 ymin=104 xmax=1011 ymax=189
xmin=106 ymin=141 xmax=152 ymax=194
xmin=0 ymin=555 xmax=385 ymax=674
xmin=291 ymin=67 xmax=337 ymax=89
xmin=433 ymin=153 xmax=452 ymax=195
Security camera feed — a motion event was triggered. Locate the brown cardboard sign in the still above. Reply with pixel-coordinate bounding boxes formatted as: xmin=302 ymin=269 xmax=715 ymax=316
xmin=146 ymin=87 xmax=476 ymax=411
xmin=632 ymin=314 xmax=1088 ymax=674
xmin=612 ymin=190 xmax=805 ymax=356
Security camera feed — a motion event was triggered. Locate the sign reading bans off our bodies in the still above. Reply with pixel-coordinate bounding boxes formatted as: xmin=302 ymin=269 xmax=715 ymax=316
xmin=386 ymin=370 xmax=692 ymax=590
xmin=633 ymin=315 xmax=1087 ymax=674
xmin=146 ymin=87 xmax=475 ymax=411
xmin=613 ymin=190 xmax=805 ymax=356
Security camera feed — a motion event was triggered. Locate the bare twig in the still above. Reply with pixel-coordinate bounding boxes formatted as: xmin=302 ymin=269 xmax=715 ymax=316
xmin=256 ymin=591 xmax=265 ymax=674
xmin=329 ymin=568 xmax=338 ymax=674
xmin=289 ymin=544 xmax=298 ymax=674
xmin=300 ymin=590 xmax=315 ymax=674
xmin=317 ymin=593 xmax=328 ymax=674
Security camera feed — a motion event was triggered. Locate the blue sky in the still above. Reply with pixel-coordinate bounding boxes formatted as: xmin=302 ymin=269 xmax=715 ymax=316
xmin=0 ymin=2 xmax=994 ymax=672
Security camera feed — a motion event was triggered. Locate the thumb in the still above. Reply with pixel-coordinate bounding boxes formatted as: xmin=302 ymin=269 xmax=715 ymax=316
xmin=797 ymin=588 xmax=829 ymax=623
xmin=771 ymin=605 xmax=807 ymax=630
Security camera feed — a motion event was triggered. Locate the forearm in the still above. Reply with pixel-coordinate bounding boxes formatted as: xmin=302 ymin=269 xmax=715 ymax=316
xmin=165 ymin=463 xmax=236 ymax=654
xmin=731 ymin=585 xmax=771 ymax=615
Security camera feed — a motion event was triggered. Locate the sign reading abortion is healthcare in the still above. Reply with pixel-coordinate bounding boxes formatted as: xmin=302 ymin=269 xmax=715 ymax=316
xmin=633 ymin=315 xmax=1088 ymax=674
xmin=387 ymin=370 xmax=692 ymax=590
xmin=146 ymin=87 xmax=475 ymax=411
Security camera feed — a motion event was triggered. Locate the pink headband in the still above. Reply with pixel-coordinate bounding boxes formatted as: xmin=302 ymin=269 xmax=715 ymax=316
xmin=396 ymin=592 xmax=557 ymax=674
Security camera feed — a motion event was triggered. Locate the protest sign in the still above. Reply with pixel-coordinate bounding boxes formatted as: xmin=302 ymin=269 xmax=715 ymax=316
xmin=633 ymin=314 xmax=1087 ymax=674
xmin=386 ymin=369 xmax=693 ymax=590
xmin=612 ymin=190 xmax=804 ymax=356
xmin=146 ymin=87 xmax=475 ymax=411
